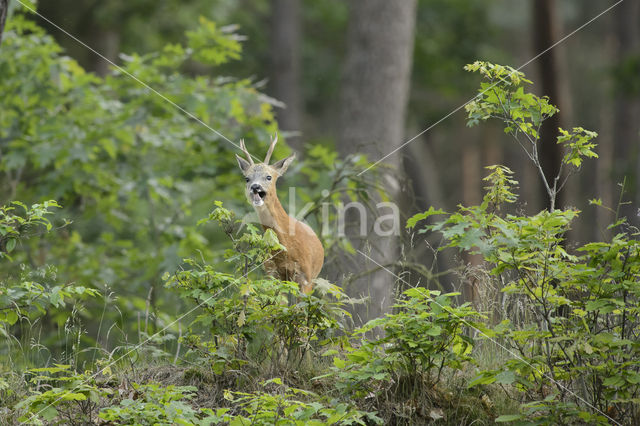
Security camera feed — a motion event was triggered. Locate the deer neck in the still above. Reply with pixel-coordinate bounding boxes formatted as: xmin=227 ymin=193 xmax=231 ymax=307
xmin=254 ymin=192 xmax=290 ymax=235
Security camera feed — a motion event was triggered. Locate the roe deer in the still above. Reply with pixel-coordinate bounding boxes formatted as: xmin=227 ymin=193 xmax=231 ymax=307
xmin=235 ymin=134 xmax=324 ymax=294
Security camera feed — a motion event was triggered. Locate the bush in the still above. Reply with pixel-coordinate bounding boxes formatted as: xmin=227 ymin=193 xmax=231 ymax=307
xmin=0 ymin=200 xmax=98 ymax=359
xmin=217 ymin=378 xmax=382 ymax=425
xmin=0 ymin=8 xmax=279 ymax=346
xmin=408 ymin=62 xmax=637 ymax=424
xmin=16 ymin=364 xmax=109 ymax=425
xmin=324 ymin=287 xmax=484 ymax=421
xmin=166 ymin=202 xmax=352 ymax=376
xmin=99 ymin=382 xmax=206 ymax=425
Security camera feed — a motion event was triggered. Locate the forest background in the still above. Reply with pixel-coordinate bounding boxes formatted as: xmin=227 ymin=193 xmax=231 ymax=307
xmin=1 ymin=0 xmax=639 ymax=424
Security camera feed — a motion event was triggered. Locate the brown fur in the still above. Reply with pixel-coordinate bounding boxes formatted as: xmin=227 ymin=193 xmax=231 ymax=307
xmin=236 ymin=137 xmax=324 ymax=294
xmin=256 ymin=192 xmax=324 ymax=293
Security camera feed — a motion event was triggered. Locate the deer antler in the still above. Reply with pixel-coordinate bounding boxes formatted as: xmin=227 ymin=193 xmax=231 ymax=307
xmin=239 ymin=139 xmax=254 ymax=165
xmin=264 ymin=133 xmax=278 ymax=165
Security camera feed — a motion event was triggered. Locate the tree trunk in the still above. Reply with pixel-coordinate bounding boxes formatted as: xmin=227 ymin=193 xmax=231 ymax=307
xmin=612 ymin=0 xmax=640 ymax=215
xmin=338 ymin=0 xmax=417 ymax=322
xmin=269 ymin=0 xmax=303 ymax=150
xmin=595 ymin=66 xmax=615 ymax=237
xmin=460 ymin=127 xmax=482 ymax=304
xmin=531 ymin=0 xmax=572 ymax=211
xmin=92 ymin=29 xmax=120 ymax=77
xmin=0 ymin=0 xmax=8 ymax=47
xmin=402 ymin=135 xmax=458 ymax=294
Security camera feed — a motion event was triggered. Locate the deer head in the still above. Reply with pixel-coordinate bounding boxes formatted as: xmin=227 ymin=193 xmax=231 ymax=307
xmin=235 ymin=133 xmax=295 ymax=207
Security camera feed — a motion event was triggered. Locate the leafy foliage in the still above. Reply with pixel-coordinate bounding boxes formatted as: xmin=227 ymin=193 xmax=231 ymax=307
xmin=218 ymin=378 xmax=382 ymax=425
xmin=0 ymin=9 xmax=279 ymax=346
xmin=0 ymin=201 xmax=97 ymax=330
xmin=323 ymin=287 xmax=484 ymax=422
xmin=465 ymin=61 xmax=598 ymax=210
xmin=408 ymin=63 xmax=640 ymax=424
xmin=464 ymin=61 xmax=557 ymax=139
xmin=166 ymin=202 xmax=352 ymax=375
xmin=0 ymin=10 xmax=401 ymax=425
xmin=16 ymin=364 xmax=109 ymax=425
xmin=5 ymin=3 xmax=632 ymax=422
xmin=0 ymin=200 xmax=60 ymax=260
xmin=410 ymin=174 xmax=640 ymax=423
xmin=99 ymin=382 xmax=206 ymax=425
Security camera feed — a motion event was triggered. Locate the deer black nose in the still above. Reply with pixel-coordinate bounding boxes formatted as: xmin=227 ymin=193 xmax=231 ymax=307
xmin=250 ymin=184 xmax=261 ymax=192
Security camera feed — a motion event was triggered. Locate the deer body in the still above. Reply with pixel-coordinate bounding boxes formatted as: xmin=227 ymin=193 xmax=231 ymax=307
xmin=236 ymin=135 xmax=324 ymax=294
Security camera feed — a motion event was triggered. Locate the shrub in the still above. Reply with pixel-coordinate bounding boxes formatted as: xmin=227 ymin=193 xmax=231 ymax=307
xmin=216 ymin=378 xmax=382 ymax=425
xmin=16 ymin=364 xmax=109 ymax=425
xmin=0 ymin=201 xmax=97 ymax=350
xmin=166 ymin=202 xmax=352 ymax=375
xmin=1 ymin=8 xmax=279 ymax=345
xmin=325 ymin=287 xmax=484 ymax=411
xmin=408 ymin=62 xmax=637 ymax=424
xmin=99 ymin=382 xmax=207 ymax=426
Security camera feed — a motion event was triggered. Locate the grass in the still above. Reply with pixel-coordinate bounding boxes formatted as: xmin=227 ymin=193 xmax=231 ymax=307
xmin=1 ymin=326 xmax=526 ymax=425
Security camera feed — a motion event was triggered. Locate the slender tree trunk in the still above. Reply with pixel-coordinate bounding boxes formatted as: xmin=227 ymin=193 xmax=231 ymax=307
xmin=0 ymin=0 xmax=8 ymax=47
xmin=270 ymin=0 xmax=303 ymax=150
xmin=404 ymin=139 xmax=445 ymax=216
xmin=461 ymin=131 xmax=481 ymax=207
xmin=92 ymin=29 xmax=120 ymax=77
xmin=461 ymin=127 xmax=482 ymax=304
xmin=338 ymin=0 xmax=417 ymax=322
xmin=532 ymin=0 xmax=572 ymax=211
xmin=596 ymin=71 xmax=615 ymax=237
xmin=402 ymin=135 xmax=458 ymax=295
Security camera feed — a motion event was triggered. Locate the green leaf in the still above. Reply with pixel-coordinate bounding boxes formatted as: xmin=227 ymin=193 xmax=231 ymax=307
xmin=406 ymin=207 xmax=446 ymax=229
xmin=468 ymin=372 xmax=496 ymax=388
xmin=3 ymin=310 xmax=19 ymax=325
xmin=424 ymin=325 xmax=442 ymax=336
xmin=603 ymin=375 xmax=624 ymax=387
xmin=5 ymin=238 xmax=16 ymax=253
xmin=263 ymin=228 xmax=282 ymax=249
xmin=61 ymin=392 xmax=88 ymax=401
xmin=494 ymin=370 xmax=516 ymax=385
xmin=626 ymin=373 xmax=640 ymax=384
xmin=236 ymin=310 xmax=246 ymax=327
xmin=495 ymin=414 xmax=523 ymax=422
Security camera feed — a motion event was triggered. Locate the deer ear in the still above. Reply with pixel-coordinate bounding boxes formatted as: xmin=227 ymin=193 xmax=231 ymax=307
xmin=272 ymin=153 xmax=295 ymax=176
xmin=236 ymin=154 xmax=251 ymax=173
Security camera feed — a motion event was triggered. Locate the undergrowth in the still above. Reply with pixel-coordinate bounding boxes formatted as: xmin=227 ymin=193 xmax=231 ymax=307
xmin=4 ymin=61 xmax=639 ymax=426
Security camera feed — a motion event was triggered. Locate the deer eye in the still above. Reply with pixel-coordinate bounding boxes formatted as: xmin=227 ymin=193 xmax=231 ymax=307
xmin=245 ymin=177 xmax=249 ymax=182
xmin=266 ymin=175 xmax=272 ymax=181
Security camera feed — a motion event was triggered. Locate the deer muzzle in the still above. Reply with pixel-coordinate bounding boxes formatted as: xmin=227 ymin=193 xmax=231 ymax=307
xmin=249 ymin=184 xmax=266 ymax=206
